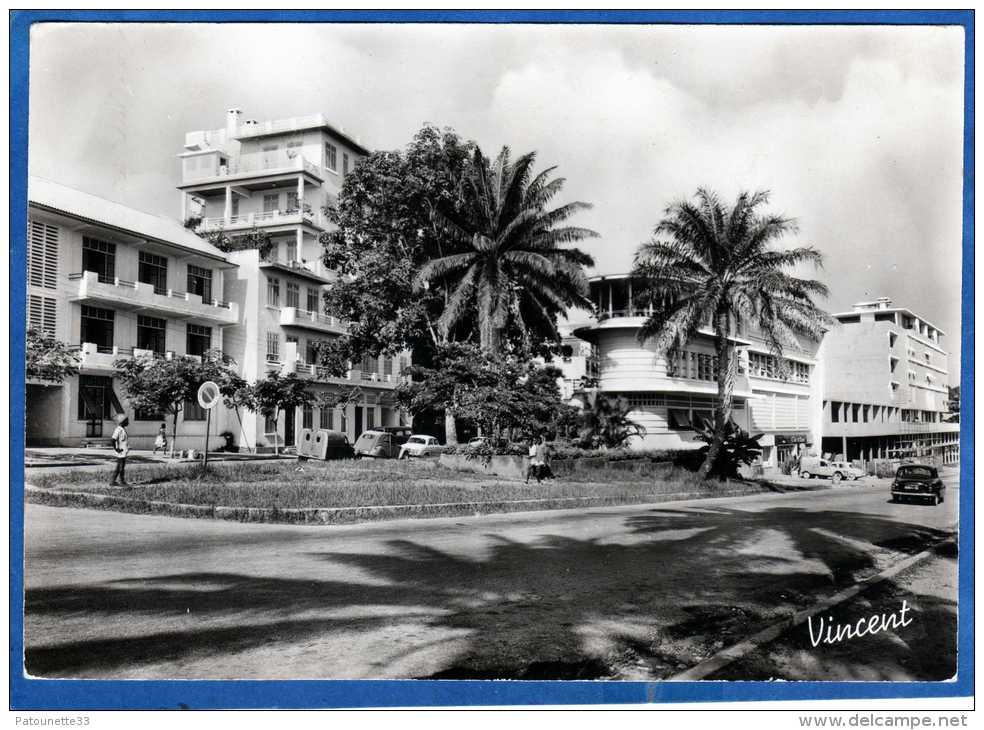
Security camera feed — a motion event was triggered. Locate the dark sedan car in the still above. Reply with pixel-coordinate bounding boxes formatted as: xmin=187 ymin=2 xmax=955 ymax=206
xmin=891 ymin=464 xmax=945 ymax=505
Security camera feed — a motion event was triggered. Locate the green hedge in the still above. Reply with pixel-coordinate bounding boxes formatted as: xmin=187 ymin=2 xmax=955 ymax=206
xmin=444 ymin=442 xmax=700 ymax=466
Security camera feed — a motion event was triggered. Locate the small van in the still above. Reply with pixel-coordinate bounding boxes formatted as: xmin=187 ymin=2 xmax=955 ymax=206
xmin=353 ymin=430 xmax=400 ymax=459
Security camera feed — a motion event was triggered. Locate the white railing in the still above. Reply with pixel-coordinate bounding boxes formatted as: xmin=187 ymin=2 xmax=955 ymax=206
xmin=235 ymin=114 xmax=328 ymax=139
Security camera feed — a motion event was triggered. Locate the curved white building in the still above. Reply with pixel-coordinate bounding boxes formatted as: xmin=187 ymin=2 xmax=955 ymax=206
xmin=573 ymin=275 xmax=823 ymax=470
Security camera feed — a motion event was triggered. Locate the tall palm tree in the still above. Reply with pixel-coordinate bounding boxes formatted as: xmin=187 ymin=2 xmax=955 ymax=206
xmin=416 ymin=146 xmax=598 ymax=351
xmin=633 ymin=189 xmax=831 ymax=480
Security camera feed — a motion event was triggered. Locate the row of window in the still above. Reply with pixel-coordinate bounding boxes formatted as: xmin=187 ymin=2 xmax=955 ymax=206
xmin=80 ymin=305 xmax=212 ymax=357
xmin=78 ymin=236 xmax=216 ymax=300
xmin=746 ymin=352 xmax=811 ymax=384
xmin=828 ymin=401 xmax=939 ymax=425
xmin=266 ymin=277 xmax=322 ymax=311
xmin=77 ymin=374 xmax=207 ymax=424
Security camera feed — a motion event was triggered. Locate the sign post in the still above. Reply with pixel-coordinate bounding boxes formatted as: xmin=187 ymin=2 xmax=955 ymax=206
xmin=197 ymin=381 xmax=221 ymax=468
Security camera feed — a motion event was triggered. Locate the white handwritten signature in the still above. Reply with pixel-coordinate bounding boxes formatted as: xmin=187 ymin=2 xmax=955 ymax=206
xmin=808 ymin=601 xmax=913 ymax=647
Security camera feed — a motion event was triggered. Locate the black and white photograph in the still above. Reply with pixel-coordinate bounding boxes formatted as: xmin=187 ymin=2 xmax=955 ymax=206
xmin=17 ymin=15 xmax=968 ymax=699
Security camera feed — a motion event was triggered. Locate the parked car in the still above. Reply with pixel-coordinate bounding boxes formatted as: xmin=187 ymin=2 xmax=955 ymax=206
xmin=799 ymin=456 xmax=854 ymax=483
xmin=398 ymin=434 xmax=443 ymax=459
xmin=830 ymin=461 xmax=865 ymax=481
xmin=318 ymin=429 xmax=355 ymax=460
xmin=891 ymin=464 xmax=945 ymax=505
xmin=467 ymin=436 xmax=487 ymax=448
xmin=353 ymin=430 xmax=400 ymax=459
xmin=382 ymin=426 xmax=413 ymax=446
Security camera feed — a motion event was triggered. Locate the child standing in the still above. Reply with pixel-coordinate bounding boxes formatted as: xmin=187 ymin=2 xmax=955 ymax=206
xmin=110 ymin=414 xmax=130 ymax=487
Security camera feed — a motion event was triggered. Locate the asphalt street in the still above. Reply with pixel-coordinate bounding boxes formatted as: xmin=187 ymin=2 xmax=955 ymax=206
xmin=22 ymin=470 xmax=959 ymax=680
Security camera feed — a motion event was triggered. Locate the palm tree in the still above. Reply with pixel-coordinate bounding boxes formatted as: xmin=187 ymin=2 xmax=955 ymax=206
xmin=416 ymin=146 xmax=598 ymax=352
xmin=578 ymin=392 xmax=646 ymax=449
xmin=633 ymin=189 xmax=831 ymax=480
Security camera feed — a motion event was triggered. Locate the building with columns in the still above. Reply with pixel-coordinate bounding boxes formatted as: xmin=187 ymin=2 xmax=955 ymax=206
xmin=176 ymin=109 xmax=408 ymax=451
xmin=817 ymin=298 xmax=959 ymax=465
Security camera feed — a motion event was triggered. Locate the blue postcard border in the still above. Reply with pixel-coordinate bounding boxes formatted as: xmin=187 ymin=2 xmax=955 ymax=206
xmin=8 ymin=8 xmax=974 ymax=709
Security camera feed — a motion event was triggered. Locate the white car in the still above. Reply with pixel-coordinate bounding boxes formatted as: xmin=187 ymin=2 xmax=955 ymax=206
xmin=831 ymin=461 xmax=866 ymax=480
xmin=398 ymin=435 xmax=443 ymax=459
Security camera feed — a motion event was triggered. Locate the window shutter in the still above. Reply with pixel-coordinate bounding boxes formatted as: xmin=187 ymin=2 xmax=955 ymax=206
xmin=28 ymin=294 xmax=57 ymax=335
xmin=28 ymin=220 xmax=59 ymax=289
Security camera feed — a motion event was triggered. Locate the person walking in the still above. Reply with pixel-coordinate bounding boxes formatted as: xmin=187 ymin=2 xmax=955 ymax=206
xmin=525 ymin=438 xmax=541 ymax=484
xmin=153 ymin=422 xmax=168 ymax=455
xmin=110 ymin=413 xmax=130 ymax=487
xmin=535 ymin=435 xmax=554 ymax=481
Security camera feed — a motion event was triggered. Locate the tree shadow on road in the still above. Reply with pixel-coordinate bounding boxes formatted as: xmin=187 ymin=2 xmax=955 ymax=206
xmin=24 ymin=506 xmax=955 ymax=680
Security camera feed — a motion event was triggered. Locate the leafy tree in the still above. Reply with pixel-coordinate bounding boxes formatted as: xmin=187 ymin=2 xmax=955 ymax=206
xmin=692 ymin=417 xmax=763 ymax=479
xmin=26 ymin=328 xmax=79 ymax=383
xmin=946 ymin=385 xmax=960 ymax=423
xmin=417 ymin=146 xmax=598 ymax=351
xmin=321 ymin=125 xmax=475 ymax=361
xmin=633 ymin=189 xmax=831 ymax=480
xmin=115 ymin=355 xmax=204 ymax=454
xmin=396 ymin=344 xmax=572 ymax=444
xmin=251 ymin=372 xmax=314 ymax=455
xmin=198 ymin=350 xmax=256 ymax=452
xmin=577 ymin=392 xmax=646 ymax=449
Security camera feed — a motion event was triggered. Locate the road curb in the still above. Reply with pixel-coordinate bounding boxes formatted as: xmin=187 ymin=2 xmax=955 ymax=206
xmin=24 ymin=482 xmax=789 ymax=526
xmin=669 ymin=531 xmax=958 ymax=681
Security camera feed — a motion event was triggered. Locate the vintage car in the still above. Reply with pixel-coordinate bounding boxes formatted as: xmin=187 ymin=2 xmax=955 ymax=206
xmin=891 ymin=464 xmax=945 ymax=505
xmin=353 ymin=430 xmax=401 ymax=459
xmin=799 ymin=456 xmax=856 ymax=483
xmin=830 ymin=461 xmax=866 ymax=481
xmin=398 ymin=434 xmax=443 ymax=459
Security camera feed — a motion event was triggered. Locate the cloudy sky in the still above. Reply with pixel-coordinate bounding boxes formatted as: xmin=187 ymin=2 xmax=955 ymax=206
xmin=28 ymin=22 xmax=966 ymax=380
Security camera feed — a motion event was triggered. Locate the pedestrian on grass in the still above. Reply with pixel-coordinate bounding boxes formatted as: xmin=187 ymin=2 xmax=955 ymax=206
xmin=110 ymin=413 xmax=130 ymax=488
xmin=525 ymin=437 xmax=541 ymax=484
xmin=535 ymin=435 xmax=554 ymax=481
xmin=153 ymin=422 xmax=168 ymax=455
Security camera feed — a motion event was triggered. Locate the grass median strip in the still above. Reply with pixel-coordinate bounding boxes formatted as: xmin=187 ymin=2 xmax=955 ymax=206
xmin=26 ymin=459 xmax=806 ymax=525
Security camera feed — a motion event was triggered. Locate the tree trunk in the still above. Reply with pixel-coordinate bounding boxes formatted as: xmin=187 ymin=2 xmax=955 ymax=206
xmin=444 ymin=407 xmax=459 ymax=446
xmin=698 ymin=314 xmax=735 ymax=481
xmin=171 ymin=409 xmax=180 ymax=459
xmin=273 ymin=408 xmax=280 ymax=456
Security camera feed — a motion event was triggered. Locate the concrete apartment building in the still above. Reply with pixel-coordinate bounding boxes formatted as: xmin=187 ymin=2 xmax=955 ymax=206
xmin=25 ymin=109 xmax=410 ymax=451
xmin=818 ymin=297 xmax=959 ymax=465
xmin=26 ymin=176 xmax=240 ymax=449
xmin=177 ymin=109 xmax=408 ymax=450
xmin=573 ymin=274 xmax=822 ymax=470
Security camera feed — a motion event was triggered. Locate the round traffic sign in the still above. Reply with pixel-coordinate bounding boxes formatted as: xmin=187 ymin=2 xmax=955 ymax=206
xmin=197 ymin=380 xmax=221 ymax=410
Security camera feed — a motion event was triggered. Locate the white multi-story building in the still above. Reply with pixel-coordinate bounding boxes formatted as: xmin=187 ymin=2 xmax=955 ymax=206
xmin=25 ymin=108 xmax=411 ymax=452
xmin=178 ymin=109 xmax=408 ymax=450
xmin=26 ymin=176 xmax=240 ymax=449
xmin=818 ymin=297 xmax=959 ymax=465
xmin=572 ymin=274 xmax=823 ymax=470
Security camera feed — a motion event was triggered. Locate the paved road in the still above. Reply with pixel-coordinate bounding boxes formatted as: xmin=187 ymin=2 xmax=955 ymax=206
xmin=22 ymin=471 xmax=959 ymax=680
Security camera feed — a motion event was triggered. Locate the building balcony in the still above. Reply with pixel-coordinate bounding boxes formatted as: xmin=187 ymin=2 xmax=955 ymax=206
xmin=194 ymin=207 xmax=328 ymax=234
xmin=70 ymin=344 xmax=201 ymax=373
xmin=181 ymin=152 xmax=324 ymax=187
xmin=574 ymin=309 xmax=752 ymax=346
xmin=280 ymin=361 xmax=402 ymax=389
xmin=233 ymin=113 xmax=329 ymax=140
xmin=69 ymin=271 xmax=239 ymax=325
xmin=279 ymin=306 xmax=348 ymax=334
